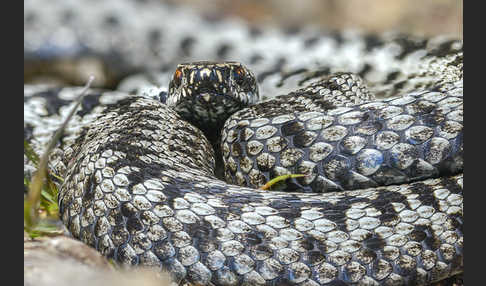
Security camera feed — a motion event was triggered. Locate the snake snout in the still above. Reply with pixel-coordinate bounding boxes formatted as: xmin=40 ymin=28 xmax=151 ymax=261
xmin=167 ymin=61 xmax=259 ymax=138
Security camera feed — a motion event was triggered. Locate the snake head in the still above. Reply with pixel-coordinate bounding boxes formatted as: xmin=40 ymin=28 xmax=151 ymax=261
xmin=167 ymin=61 xmax=259 ymax=136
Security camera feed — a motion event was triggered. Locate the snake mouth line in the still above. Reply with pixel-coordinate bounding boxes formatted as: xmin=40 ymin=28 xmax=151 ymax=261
xmin=175 ymin=92 xmax=244 ymax=116
xmin=172 ymin=92 xmax=248 ymax=136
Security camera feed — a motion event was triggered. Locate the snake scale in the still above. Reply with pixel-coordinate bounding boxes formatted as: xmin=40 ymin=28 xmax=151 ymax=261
xmin=24 ymin=0 xmax=463 ymax=285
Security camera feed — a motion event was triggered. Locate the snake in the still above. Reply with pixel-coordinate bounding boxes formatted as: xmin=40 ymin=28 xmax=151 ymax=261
xmin=24 ymin=0 xmax=463 ymax=285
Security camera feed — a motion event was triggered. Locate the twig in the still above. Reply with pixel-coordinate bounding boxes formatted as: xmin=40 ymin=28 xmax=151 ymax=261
xmin=25 ymin=76 xmax=95 ymax=229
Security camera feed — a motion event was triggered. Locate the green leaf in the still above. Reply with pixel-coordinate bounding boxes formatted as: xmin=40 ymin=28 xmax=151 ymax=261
xmin=24 ymin=140 xmax=40 ymax=166
xmin=41 ymin=190 xmax=57 ymax=205
xmin=24 ymin=77 xmax=95 ymax=236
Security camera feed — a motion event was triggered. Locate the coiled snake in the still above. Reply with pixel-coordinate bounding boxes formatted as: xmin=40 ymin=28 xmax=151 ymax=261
xmin=24 ymin=0 xmax=463 ymax=285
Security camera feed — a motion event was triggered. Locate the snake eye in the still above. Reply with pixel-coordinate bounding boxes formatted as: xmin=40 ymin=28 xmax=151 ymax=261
xmin=173 ymin=68 xmax=183 ymax=86
xmin=233 ymin=66 xmax=246 ymax=83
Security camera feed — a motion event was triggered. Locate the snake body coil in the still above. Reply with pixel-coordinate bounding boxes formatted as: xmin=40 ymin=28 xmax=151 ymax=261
xmin=24 ymin=1 xmax=463 ymax=285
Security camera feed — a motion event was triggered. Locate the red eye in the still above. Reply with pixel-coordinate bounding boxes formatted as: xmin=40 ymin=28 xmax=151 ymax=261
xmin=235 ymin=67 xmax=246 ymax=77
xmin=234 ymin=66 xmax=246 ymax=82
xmin=173 ymin=68 xmax=182 ymax=86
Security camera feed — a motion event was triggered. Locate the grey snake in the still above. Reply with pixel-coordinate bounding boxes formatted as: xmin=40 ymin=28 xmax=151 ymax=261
xmin=24 ymin=0 xmax=463 ymax=285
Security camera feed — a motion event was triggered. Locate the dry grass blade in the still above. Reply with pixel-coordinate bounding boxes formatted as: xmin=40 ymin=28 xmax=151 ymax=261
xmin=24 ymin=76 xmax=95 ymax=233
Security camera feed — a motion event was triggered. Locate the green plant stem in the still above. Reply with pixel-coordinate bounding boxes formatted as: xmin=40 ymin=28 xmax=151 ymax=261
xmin=25 ymin=76 xmax=95 ymax=230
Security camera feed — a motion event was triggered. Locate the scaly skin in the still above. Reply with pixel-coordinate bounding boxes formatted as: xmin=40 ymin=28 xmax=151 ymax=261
xmin=24 ymin=0 xmax=463 ymax=285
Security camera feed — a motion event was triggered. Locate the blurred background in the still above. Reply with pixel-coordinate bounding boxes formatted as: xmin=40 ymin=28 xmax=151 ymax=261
xmin=24 ymin=0 xmax=462 ymax=88
xmin=169 ymin=0 xmax=462 ymax=38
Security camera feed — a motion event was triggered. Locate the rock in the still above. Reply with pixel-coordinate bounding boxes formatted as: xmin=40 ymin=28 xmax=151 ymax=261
xmin=24 ymin=234 xmax=175 ymax=286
